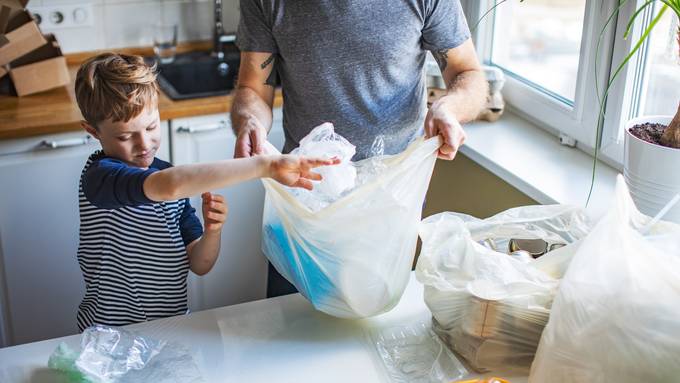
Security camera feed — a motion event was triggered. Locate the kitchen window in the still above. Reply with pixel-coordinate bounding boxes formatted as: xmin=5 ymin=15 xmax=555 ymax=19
xmin=489 ymin=0 xmax=586 ymax=104
xmin=461 ymin=0 xmax=680 ymax=166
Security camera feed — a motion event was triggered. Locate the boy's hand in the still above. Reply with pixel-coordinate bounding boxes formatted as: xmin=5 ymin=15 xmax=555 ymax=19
xmin=269 ymin=155 xmax=340 ymax=190
xmin=201 ymin=192 xmax=228 ymax=233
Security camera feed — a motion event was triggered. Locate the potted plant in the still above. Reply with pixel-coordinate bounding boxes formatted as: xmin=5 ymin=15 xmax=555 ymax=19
xmin=599 ymin=1 xmax=680 ymax=222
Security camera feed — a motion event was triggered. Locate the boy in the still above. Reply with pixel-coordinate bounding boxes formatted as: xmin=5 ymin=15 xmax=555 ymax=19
xmin=74 ymin=53 xmax=336 ymax=330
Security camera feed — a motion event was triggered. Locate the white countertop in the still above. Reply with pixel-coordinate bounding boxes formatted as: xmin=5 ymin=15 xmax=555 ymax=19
xmin=0 ymin=274 xmax=528 ymax=383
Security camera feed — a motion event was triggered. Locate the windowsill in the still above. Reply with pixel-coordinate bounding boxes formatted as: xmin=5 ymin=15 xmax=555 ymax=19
xmin=460 ymin=111 xmax=619 ymax=219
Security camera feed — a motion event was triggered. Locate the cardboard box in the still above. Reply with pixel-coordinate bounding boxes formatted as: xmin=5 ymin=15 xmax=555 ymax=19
xmin=0 ymin=10 xmax=45 ymax=67
xmin=8 ymin=34 xmax=69 ymax=96
xmin=0 ymin=0 xmax=26 ymax=33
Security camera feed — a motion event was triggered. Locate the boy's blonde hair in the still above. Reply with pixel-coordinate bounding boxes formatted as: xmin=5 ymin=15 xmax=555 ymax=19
xmin=75 ymin=53 xmax=159 ymax=128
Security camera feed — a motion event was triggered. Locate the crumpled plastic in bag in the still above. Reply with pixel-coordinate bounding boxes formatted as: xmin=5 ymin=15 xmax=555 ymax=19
xmin=284 ymin=123 xmax=391 ymax=212
xmin=261 ymin=128 xmax=441 ymax=318
xmin=287 ymin=123 xmax=358 ymax=211
xmin=415 ymin=205 xmax=591 ymax=373
xmin=529 ymin=176 xmax=680 ymax=382
xmin=48 ymin=325 xmax=203 ymax=383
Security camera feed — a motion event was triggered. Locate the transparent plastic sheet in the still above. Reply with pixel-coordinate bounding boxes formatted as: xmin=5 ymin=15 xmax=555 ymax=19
xmin=48 ymin=325 xmax=203 ymax=383
xmin=370 ymin=322 xmax=468 ymax=383
xmin=415 ymin=205 xmax=591 ymax=374
xmin=261 ymin=127 xmax=441 ymax=318
xmin=529 ymin=176 xmax=680 ymax=383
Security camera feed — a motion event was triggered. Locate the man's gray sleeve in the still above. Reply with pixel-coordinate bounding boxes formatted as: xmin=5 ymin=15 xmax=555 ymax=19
xmin=236 ymin=0 xmax=279 ymax=53
xmin=421 ymin=0 xmax=471 ymax=51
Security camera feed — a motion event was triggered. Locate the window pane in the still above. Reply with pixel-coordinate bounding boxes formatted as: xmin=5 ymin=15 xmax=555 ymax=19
xmin=640 ymin=9 xmax=680 ymax=116
xmin=490 ymin=0 xmax=586 ymax=102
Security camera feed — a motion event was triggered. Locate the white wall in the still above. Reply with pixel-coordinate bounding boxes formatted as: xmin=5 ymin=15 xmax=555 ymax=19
xmin=27 ymin=0 xmax=240 ymax=53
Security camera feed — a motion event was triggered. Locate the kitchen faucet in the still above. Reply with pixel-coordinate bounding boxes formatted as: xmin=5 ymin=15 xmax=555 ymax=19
xmin=212 ymin=0 xmax=235 ymax=60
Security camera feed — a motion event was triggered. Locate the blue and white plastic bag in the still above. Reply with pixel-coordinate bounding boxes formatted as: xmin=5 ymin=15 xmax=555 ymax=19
xmin=261 ymin=124 xmax=440 ymax=318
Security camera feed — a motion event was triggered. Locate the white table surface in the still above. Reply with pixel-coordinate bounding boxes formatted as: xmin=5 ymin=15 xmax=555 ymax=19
xmin=0 ymin=274 xmax=528 ymax=383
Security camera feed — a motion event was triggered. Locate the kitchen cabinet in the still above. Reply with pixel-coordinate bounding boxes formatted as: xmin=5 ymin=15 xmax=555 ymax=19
xmin=0 ymin=124 xmax=170 ymax=347
xmin=170 ymin=109 xmax=285 ymax=312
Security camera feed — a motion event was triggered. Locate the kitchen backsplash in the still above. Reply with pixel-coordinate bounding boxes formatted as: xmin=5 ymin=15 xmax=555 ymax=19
xmin=26 ymin=0 xmax=240 ymax=53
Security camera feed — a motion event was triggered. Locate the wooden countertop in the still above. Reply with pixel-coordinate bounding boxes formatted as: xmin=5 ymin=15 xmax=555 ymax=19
xmin=0 ymin=42 xmax=283 ymax=140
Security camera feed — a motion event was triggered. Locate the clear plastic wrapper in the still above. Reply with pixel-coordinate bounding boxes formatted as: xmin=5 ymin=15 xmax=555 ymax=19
xmin=48 ymin=325 xmax=203 ymax=383
xmin=371 ymin=322 xmax=468 ymax=383
xmin=416 ymin=205 xmax=591 ymax=373
xmin=288 ymin=123 xmax=358 ymax=210
xmin=261 ymin=126 xmax=441 ymax=318
xmin=287 ymin=124 xmax=390 ymax=212
xmin=529 ymin=177 xmax=680 ymax=382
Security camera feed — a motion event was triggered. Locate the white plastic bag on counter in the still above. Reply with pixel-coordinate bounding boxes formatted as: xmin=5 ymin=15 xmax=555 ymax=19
xmin=529 ymin=176 xmax=680 ymax=383
xmin=415 ymin=205 xmax=591 ymax=373
xmin=261 ymin=130 xmax=441 ymax=318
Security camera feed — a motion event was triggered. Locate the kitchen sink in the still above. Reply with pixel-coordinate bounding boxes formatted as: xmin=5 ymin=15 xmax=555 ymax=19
xmin=154 ymin=49 xmax=240 ymax=100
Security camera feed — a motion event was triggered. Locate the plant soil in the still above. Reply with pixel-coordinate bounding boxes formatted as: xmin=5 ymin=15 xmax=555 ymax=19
xmin=629 ymin=123 xmax=677 ymax=148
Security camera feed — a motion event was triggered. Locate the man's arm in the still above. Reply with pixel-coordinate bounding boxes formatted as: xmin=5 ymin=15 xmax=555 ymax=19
xmin=231 ymin=51 xmax=277 ymax=158
xmin=426 ymin=39 xmax=488 ymax=160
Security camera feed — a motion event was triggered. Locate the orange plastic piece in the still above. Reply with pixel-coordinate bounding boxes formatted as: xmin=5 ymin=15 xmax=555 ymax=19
xmin=452 ymin=378 xmax=510 ymax=383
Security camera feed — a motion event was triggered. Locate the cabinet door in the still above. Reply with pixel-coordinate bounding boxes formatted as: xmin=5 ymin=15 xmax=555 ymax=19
xmin=170 ymin=110 xmax=284 ymax=312
xmin=0 ymin=124 xmax=170 ymax=347
xmin=0 ymin=132 xmax=97 ymax=346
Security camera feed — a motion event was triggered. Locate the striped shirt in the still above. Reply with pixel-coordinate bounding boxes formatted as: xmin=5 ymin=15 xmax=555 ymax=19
xmin=76 ymin=151 xmax=203 ymax=331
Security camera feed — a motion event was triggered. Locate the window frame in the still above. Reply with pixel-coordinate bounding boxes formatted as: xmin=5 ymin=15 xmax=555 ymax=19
xmin=461 ymin=0 xmax=622 ymax=152
xmin=599 ymin=0 xmax=666 ymax=165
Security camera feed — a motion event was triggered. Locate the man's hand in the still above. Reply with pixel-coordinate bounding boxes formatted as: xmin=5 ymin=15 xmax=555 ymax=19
xmin=424 ymin=100 xmax=467 ymax=160
xmin=268 ymin=156 xmax=341 ymax=190
xmin=201 ymin=192 xmax=228 ymax=232
xmin=234 ymin=117 xmax=268 ymax=158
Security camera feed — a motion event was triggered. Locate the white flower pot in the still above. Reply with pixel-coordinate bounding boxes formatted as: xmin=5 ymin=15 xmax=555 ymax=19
xmin=624 ymin=115 xmax=680 ymax=223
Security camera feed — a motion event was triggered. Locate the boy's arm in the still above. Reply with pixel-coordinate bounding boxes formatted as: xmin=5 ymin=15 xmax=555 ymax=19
xmin=143 ymin=155 xmax=339 ymax=202
xmin=185 ymin=193 xmax=226 ymax=276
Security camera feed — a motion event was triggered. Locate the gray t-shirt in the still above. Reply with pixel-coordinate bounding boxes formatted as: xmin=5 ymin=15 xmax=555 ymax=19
xmin=237 ymin=0 xmax=470 ymax=159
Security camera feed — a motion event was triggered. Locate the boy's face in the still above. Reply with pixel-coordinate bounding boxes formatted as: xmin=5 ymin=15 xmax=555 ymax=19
xmin=82 ymin=106 xmax=161 ymax=168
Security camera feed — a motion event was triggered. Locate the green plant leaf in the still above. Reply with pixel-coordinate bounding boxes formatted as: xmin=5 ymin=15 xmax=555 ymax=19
xmin=625 ymin=0 xmax=656 ymax=39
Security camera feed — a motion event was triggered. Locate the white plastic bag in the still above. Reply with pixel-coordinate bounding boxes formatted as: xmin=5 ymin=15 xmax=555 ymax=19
xmin=415 ymin=205 xmax=590 ymax=373
xmin=529 ymin=176 xmax=680 ymax=382
xmin=261 ymin=133 xmax=441 ymax=318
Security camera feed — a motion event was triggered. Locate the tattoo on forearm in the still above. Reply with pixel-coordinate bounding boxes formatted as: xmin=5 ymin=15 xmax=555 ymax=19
xmin=434 ymin=49 xmax=448 ymax=71
xmin=260 ymin=54 xmax=275 ymax=70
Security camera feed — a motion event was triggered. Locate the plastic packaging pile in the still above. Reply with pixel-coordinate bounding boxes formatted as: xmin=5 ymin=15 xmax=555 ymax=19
xmin=261 ymin=123 xmax=441 ymax=318
xmin=529 ymin=176 xmax=680 ymax=382
xmin=415 ymin=205 xmax=591 ymax=373
xmin=48 ymin=325 xmax=203 ymax=383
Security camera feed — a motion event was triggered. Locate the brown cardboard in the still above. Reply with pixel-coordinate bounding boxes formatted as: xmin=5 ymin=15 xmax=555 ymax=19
xmin=10 ymin=56 xmax=69 ymax=96
xmin=0 ymin=6 xmax=11 ymax=35
xmin=0 ymin=11 xmax=45 ymax=66
xmin=0 ymin=0 xmax=26 ymax=33
xmin=8 ymin=34 xmax=69 ymax=96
